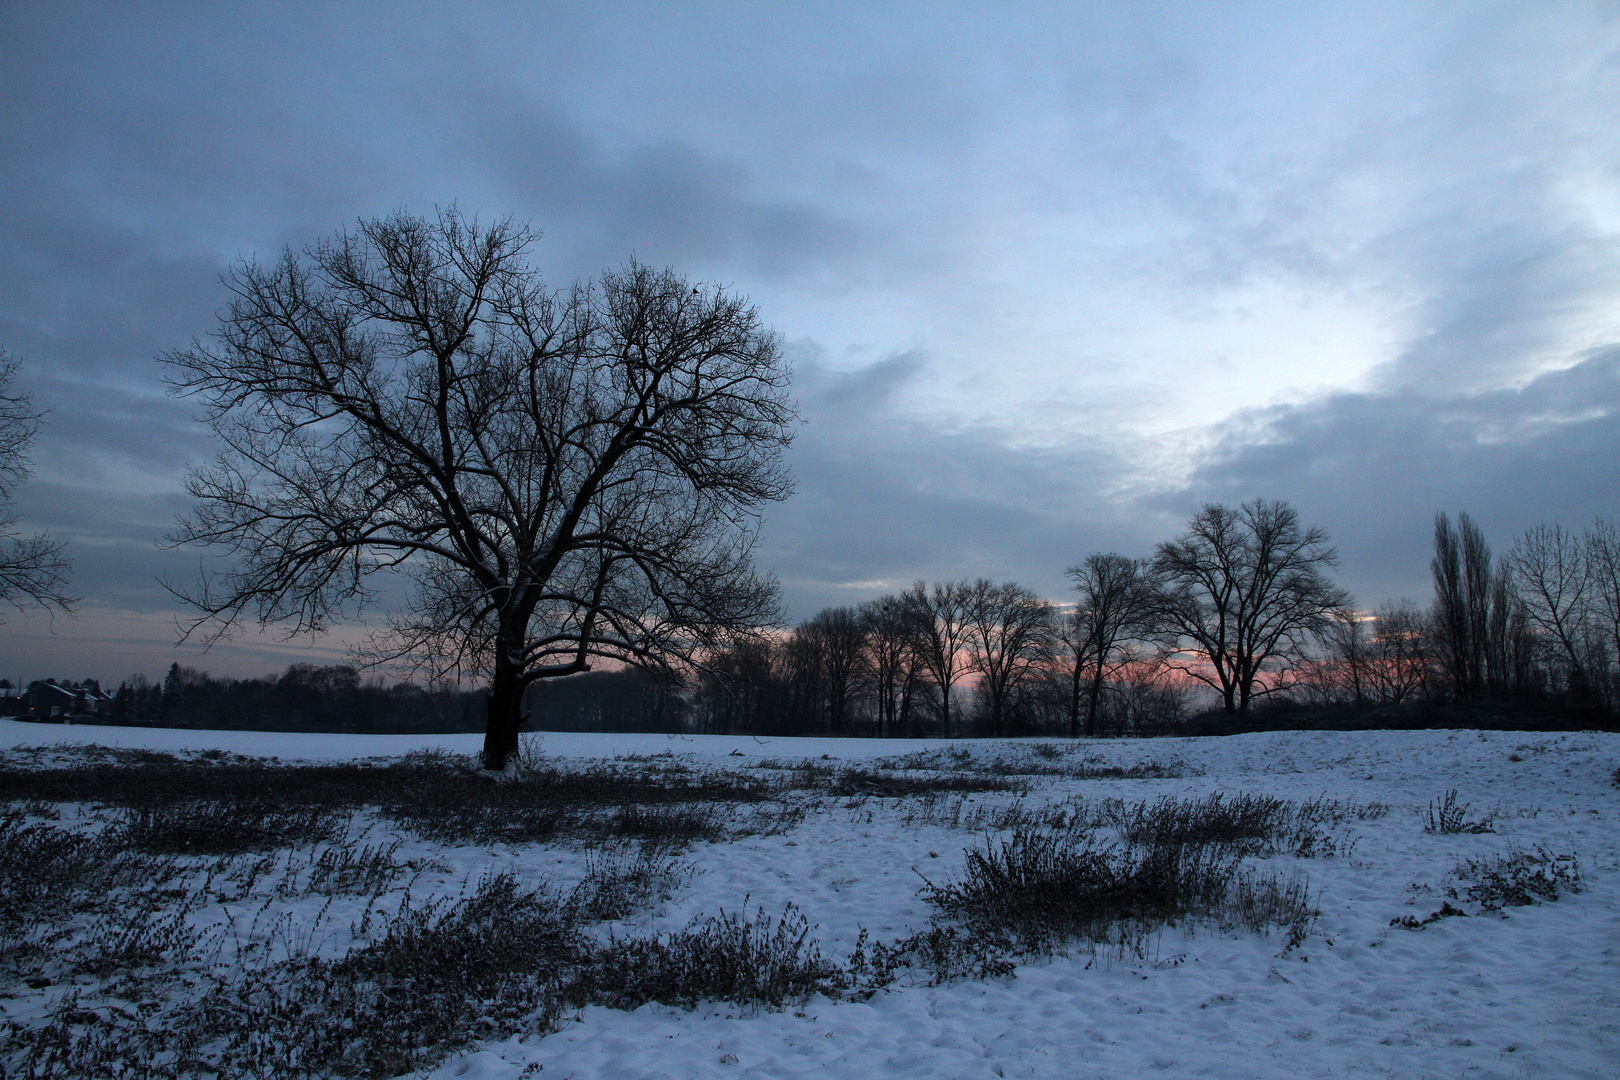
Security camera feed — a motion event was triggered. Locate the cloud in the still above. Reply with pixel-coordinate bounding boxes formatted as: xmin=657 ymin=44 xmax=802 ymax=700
xmin=763 ymin=349 xmax=1163 ymax=620
xmin=1182 ymin=344 xmax=1620 ymax=604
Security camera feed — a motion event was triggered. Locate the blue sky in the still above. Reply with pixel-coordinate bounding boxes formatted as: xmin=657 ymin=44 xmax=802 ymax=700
xmin=2 ymin=1 xmax=1618 ymax=681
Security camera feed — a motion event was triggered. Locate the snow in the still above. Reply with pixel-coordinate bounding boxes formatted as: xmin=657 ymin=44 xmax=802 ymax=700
xmin=3 ymin=719 xmax=1617 ymax=1078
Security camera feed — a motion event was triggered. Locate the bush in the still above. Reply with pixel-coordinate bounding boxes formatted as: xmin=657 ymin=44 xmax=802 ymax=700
xmin=0 ymin=812 xmax=183 ymax=972
xmin=1425 ymin=790 xmax=1494 ymax=835
xmin=304 ymin=841 xmax=412 ymax=897
xmin=1450 ymin=848 xmax=1581 ymax=911
xmin=575 ymin=904 xmax=845 ymax=1010
xmin=1110 ymin=793 xmax=1289 ymax=853
xmin=191 ymin=873 xmax=588 ymax=1079
xmin=918 ymin=828 xmax=1314 ymax=961
xmin=596 ymin=804 xmax=722 ymax=848
xmin=1 ymin=745 xmax=775 ymax=849
xmin=116 ymin=801 xmax=346 ymax=855
xmin=567 ymin=849 xmax=691 ymax=922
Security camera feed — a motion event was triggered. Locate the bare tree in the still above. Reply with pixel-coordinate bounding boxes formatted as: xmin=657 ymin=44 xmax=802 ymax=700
xmin=1510 ymin=522 xmax=1596 ymax=699
xmin=962 ymin=579 xmax=1054 ymax=736
xmin=0 ymin=349 xmax=73 ymax=617
xmin=1318 ymin=609 xmax=1373 ymax=705
xmin=1431 ymin=512 xmax=1528 ymax=699
xmin=1058 ymin=553 xmax=1155 ymax=737
xmin=798 ymin=606 xmax=868 ymax=734
xmin=1368 ymin=599 xmax=1432 ymax=704
xmin=1151 ymin=499 xmax=1350 ymax=713
xmin=164 ymin=210 xmax=795 ymax=771
xmin=1587 ymin=518 xmax=1620 ymax=688
xmin=904 ymin=579 xmax=974 ymax=737
xmin=859 ymin=593 xmax=923 ymax=738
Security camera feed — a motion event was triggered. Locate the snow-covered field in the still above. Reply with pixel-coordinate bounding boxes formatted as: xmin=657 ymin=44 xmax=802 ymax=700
xmin=1 ymin=719 xmax=1616 ymax=1079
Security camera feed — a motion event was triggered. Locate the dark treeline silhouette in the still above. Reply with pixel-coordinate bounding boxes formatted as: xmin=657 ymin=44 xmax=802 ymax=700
xmin=690 ymin=578 xmax=1189 ymax=739
xmin=30 ymin=664 xmax=488 ymax=733
xmin=521 ymin=668 xmax=688 ymax=733
xmin=694 ymin=500 xmax=1620 ymax=738
xmin=1293 ymin=512 xmax=1620 ymax=725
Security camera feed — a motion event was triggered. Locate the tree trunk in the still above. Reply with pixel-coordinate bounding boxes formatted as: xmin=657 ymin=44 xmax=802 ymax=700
xmin=1085 ymin=672 xmax=1105 ymax=738
xmin=1068 ymin=669 xmax=1083 ymax=739
xmin=482 ymin=670 xmax=525 ymax=772
xmin=899 ymin=673 xmax=915 ymax=738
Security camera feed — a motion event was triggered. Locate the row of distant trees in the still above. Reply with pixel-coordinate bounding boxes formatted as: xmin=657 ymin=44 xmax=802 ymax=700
xmin=75 ymin=663 xmax=485 ymax=733
xmin=1299 ymin=513 xmax=1620 ymax=714
xmin=691 ymin=499 xmax=1345 ymax=737
xmin=689 ymin=502 xmax=1620 ymax=738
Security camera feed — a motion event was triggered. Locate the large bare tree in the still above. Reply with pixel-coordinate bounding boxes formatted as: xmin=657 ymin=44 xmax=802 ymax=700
xmin=0 ymin=349 xmax=73 ymax=617
xmin=165 ymin=210 xmax=795 ymax=771
xmin=1152 ymin=499 xmax=1349 ymax=713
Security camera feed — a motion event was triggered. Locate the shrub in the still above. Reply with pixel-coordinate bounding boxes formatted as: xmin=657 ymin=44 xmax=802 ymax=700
xmin=1110 ymin=793 xmax=1289 ymax=852
xmin=919 ymin=828 xmax=1314 ymax=960
xmin=304 ymin=841 xmax=412 ymax=897
xmin=1450 ymin=848 xmax=1581 ymax=911
xmin=567 ymin=849 xmax=691 ymax=922
xmin=116 ymin=801 xmax=346 ymax=855
xmin=597 ymin=804 xmax=722 ymax=848
xmin=1106 ymin=793 xmax=1360 ymax=859
xmin=575 ymin=904 xmax=844 ymax=1010
xmin=0 ymin=812 xmax=183 ymax=972
xmin=1424 ymin=790 xmax=1494 ymax=834
xmin=192 ymin=873 xmax=589 ymax=1079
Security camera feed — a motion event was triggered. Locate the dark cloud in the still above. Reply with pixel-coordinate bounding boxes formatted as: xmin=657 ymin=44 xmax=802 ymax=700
xmin=461 ymin=95 xmax=867 ymax=282
xmin=764 ymin=351 xmax=1159 ymax=619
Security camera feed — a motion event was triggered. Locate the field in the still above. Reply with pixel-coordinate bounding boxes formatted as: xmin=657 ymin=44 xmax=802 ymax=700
xmin=0 ymin=720 xmax=1615 ymax=1079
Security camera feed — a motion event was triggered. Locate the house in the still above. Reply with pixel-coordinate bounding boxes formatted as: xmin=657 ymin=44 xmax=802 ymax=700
xmin=22 ymin=681 xmax=113 ymax=722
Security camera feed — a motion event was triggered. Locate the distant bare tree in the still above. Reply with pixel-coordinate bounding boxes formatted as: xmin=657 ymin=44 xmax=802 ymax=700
xmin=1510 ymin=522 xmax=1596 ymax=699
xmin=778 ymin=626 xmax=826 ymax=734
xmin=1059 ymin=553 xmax=1155 ymax=737
xmin=1368 ymin=599 xmax=1432 ymax=704
xmin=1587 ymin=518 xmax=1620 ymax=685
xmin=859 ymin=593 xmax=924 ymax=738
xmin=0 ymin=349 xmax=73 ymax=617
xmin=904 ymin=579 xmax=974 ymax=737
xmin=962 ymin=579 xmax=1054 ymax=736
xmin=798 ymin=606 xmax=868 ymax=734
xmin=1319 ymin=609 xmax=1373 ymax=705
xmin=696 ymin=636 xmax=779 ymax=736
xmin=1431 ymin=512 xmax=1529 ymax=700
xmin=164 ymin=210 xmax=795 ymax=771
xmin=1151 ymin=499 xmax=1350 ymax=713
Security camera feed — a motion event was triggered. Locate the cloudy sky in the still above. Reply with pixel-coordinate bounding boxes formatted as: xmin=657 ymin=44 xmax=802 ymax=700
xmin=2 ymin=1 xmax=1618 ymax=682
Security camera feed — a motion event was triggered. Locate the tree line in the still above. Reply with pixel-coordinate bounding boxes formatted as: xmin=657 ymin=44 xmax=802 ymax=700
xmin=689 ymin=499 xmax=1337 ymax=737
xmin=689 ymin=502 xmax=1620 ymax=738
xmin=1299 ymin=513 xmax=1620 ymax=716
xmin=68 ymin=663 xmax=486 ymax=733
